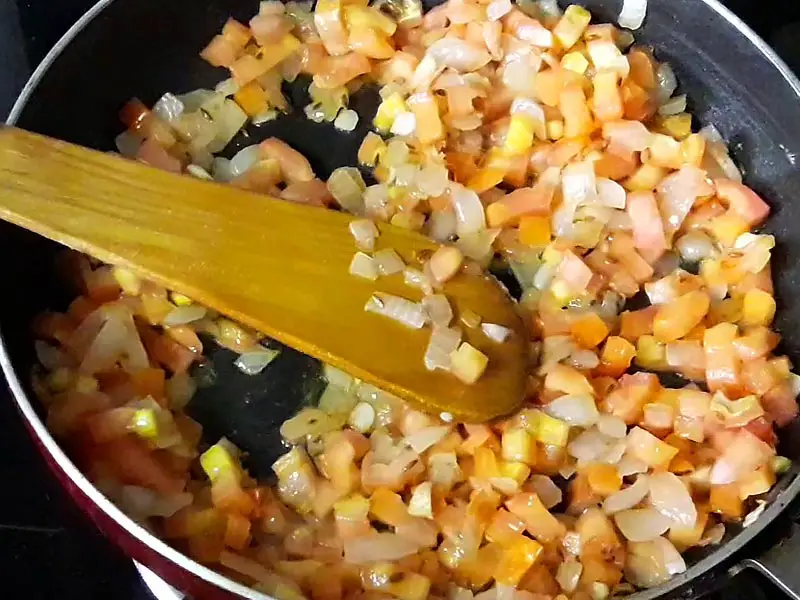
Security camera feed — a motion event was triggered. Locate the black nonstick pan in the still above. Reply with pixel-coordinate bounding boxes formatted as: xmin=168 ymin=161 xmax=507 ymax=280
xmin=4 ymin=0 xmax=800 ymax=598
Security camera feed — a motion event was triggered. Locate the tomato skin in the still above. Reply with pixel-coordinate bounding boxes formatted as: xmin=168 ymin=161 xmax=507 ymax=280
xmin=715 ymin=179 xmax=770 ymax=227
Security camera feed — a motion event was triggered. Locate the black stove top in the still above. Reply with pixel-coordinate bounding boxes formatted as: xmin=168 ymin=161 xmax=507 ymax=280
xmin=1 ymin=0 xmax=799 ymax=598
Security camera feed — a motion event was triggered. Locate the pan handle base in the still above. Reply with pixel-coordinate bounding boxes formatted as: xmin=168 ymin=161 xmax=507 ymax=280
xmin=735 ymin=522 xmax=800 ymax=600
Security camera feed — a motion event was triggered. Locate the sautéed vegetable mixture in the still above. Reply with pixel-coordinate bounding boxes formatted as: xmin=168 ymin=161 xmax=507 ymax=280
xmin=31 ymin=0 xmax=799 ymax=598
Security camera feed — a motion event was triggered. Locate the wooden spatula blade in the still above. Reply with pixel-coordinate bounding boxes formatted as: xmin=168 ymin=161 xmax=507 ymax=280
xmin=0 ymin=127 xmax=528 ymax=421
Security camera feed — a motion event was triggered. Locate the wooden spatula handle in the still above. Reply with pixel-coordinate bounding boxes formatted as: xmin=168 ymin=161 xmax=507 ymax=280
xmin=0 ymin=128 xmax=527 ymax=421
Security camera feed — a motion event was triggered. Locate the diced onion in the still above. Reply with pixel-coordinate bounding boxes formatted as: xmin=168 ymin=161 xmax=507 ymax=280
xmin=328 ymin=167 xmax=367 ymax=214
xmin=349 ymin=402 xmax=376 ymax=433
xmin=617 ymin=455 xmax=649 ymax=477
xmin=163 ymin=305 xmax=207 ymax=327
xmin=349 ymin=219 xmax=379 ymax=251
xmin=230 ymin=144 xmax=261 ymax=177
xmin=449 ymin=183 xmax=486 ymax=237
xmin=528 ymin=475 xmax=563 ymax=509
xmin=234 ymin=348 xmax=280 ymax=375
xmin=422 ymin=294 xmax=454 ymax=327
xmin=654 ymin=536 xmax=687 ymax=576
xmin=647 ymin=472 xmax=697 ymax=528
xmin=479 ymin=322 xmax=510 ymax=343
xmin=544 ymin=394 xmax=599 ymax=427
xmin=487 ymin=0 xmax=512 ymax=20
xmin=676 ymin=231 xmax=715 ymax=262
xmin=597 ymin=414 xmax=627 ymax=439
xmin=349 ymin=252 xmax=379 ymax=280
xmin=365 ymin=293 xmax=427 ymax=329
xmin=568 ymin=430 xmax=611 ymax=463
xmin=618 ymin=0 xmax=647 ymax=30
xmin=424 ymin=326 xmax=462 ymax=371
xmin=152 ymin=93 xmax=185 ymax=123
xmin=408 ymin=481 xmax=434 ymax=518
xmin=556 ymin=559 xmax=583 ymax=594
xmin=597 ymin=178 xmax=627 ymax=209
xmin=603 ymin=475 xmax=649 ymax=514
xmin=334 ymin=108 xmax=359 ymax=132
xmin=655 ymin=63 xmax=677 ymax=104
xmin=391 ymin=111 xmax=417 ymax=136
xmin=405 ymin=425 xmax=451 ymax=453
xmin=427 ymin=38 xmax=492 ymax=72
xmin=614 ymin=507 xmax=671 ymax=541
xmin=658 ymin=94 xmax=687 ymax=116
xmin=403 ymin=267 xmax=433 ymax=294
xmin=344 ymin=533 xmax=421 ymax=564
xmin=373 ymin=248 xmax=406 ymax=276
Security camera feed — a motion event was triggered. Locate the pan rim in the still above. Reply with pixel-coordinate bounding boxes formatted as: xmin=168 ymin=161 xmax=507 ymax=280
xmin=5 ymin=0 xmax=800 ymax=599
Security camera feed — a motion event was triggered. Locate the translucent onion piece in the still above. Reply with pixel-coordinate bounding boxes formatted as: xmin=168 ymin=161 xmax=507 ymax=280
xmin=152 ymin=92 xmax=185 ymax=123
xmin=699 ymin=523 xmax=726 ymax=547
xmin=568 ymin=430 xmax=612 ymax=463
xmin=449 ymin=183 xmax=487 ymax=237
xmin=654 ymin=536 xmax=687 ymax=576
xmin=115 ymin=131 xmax=142 ymax=158
xmin=423 ymin=294 xmax=454 ymax=328
xmin=234 ymin=348 xmax=280 ymax=375
xmin=676 ymin=230 xmax=715 ymax=263
xmin=349 ymin=219 xmax=379 ymax=252
xmin=373 ymin=248 xmax=406 ymax=276
xmin=614 ymin=507 xmax=671 ymax=541
xmin=404 ymin=267 xmax=433 ymax=294
xmin=625 ymin=540 xmax=669 ymax=588
xmin=487 ymin=0 xmax=512 ymax=21
xmin=597 ymin=414 xmax=627 ymax=439
xmin=424 ymin=326 xmax=462 ymax=371
xmin=211 ymin=157 xmax=235 ymax=182
xmin=655 ymin=63 xmax=678 ymax=104
xmin=561 ymin=160 xmax=598 ymax=207
xmin=230 ymin=144 xmax=261 ymax=177
xmin=617 ymin=455 xmax=649 ymax=477
xmin=163 ymin=305 xmax=207 ymax=327
xmin=618 ymin=0 xmax=647 ymax=30
xmin=408 ymin=481 xmax=434 ymax=518
xmin=390 ymin=111 xmax=417 ymax=136
xmin=699 ymin=125 xmax=743 ymax=183
xmin=481 ymin=323 xmax=511 ymax=343
xmin=545 ymin=394 xmax=599 ymax=427
xmin=647 ymin=472 xmax=697 ymax=528
xmin=597 ymin=178 xmax=627 ymax=209
xmin=528 ymin=475 xmax=563 ymax=509
xmin=334 ymin=108 xmax=359 ymax=132
xmin=328 ymin=167 xmax=367 ymax=214
xmin=456 ymin=229 xmax=501 ymax=262
xmin=566 ymin=349 xmax=600 ymax=370
xmin=405 ymin=425 xmax=451 ymax=453
xmin=187 ymin=164 xmax=213 ymax=180
xmin=119 ymin=486 xmax=192 ymax=518
xmin=556 ymin=559 xmax=583 ymax=594
xmin=35 ymin=341 xmax=63 ymax=370
xmin=365 ymin=293 xmax=427 ymax=329
xmin=166 ymin=372 xmax=197 ymax=410
xmin=350 ymin=252 xmax=379 ymax=280
xmin=658 ymin=94 xmax=687 ymax=116
xmin=344 ymin=533 xmax=422 ymax=564
xmin=657 ymin=166 xmax=712 ymax=233
xmin=427 ymin=38 xmax=492 ymax=72
xmin=603 ymin=475 xmax=649 ymax=514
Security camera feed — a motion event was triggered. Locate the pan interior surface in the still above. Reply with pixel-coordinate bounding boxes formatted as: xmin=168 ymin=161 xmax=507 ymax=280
xmin=5 ymin=0 xmax=800 ymax=598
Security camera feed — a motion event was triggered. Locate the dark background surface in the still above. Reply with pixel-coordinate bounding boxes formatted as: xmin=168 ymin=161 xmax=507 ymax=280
xmin=0 ymin=0 xmax=799 ymax=598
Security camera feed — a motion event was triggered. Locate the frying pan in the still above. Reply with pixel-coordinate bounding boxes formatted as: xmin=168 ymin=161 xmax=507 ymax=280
xmin=4 ymin=0 xmax=800 ymax=598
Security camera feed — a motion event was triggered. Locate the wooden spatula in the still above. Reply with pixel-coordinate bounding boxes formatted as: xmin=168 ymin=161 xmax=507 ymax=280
xmin=0 ymin=127 xmax=528 ymax=422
